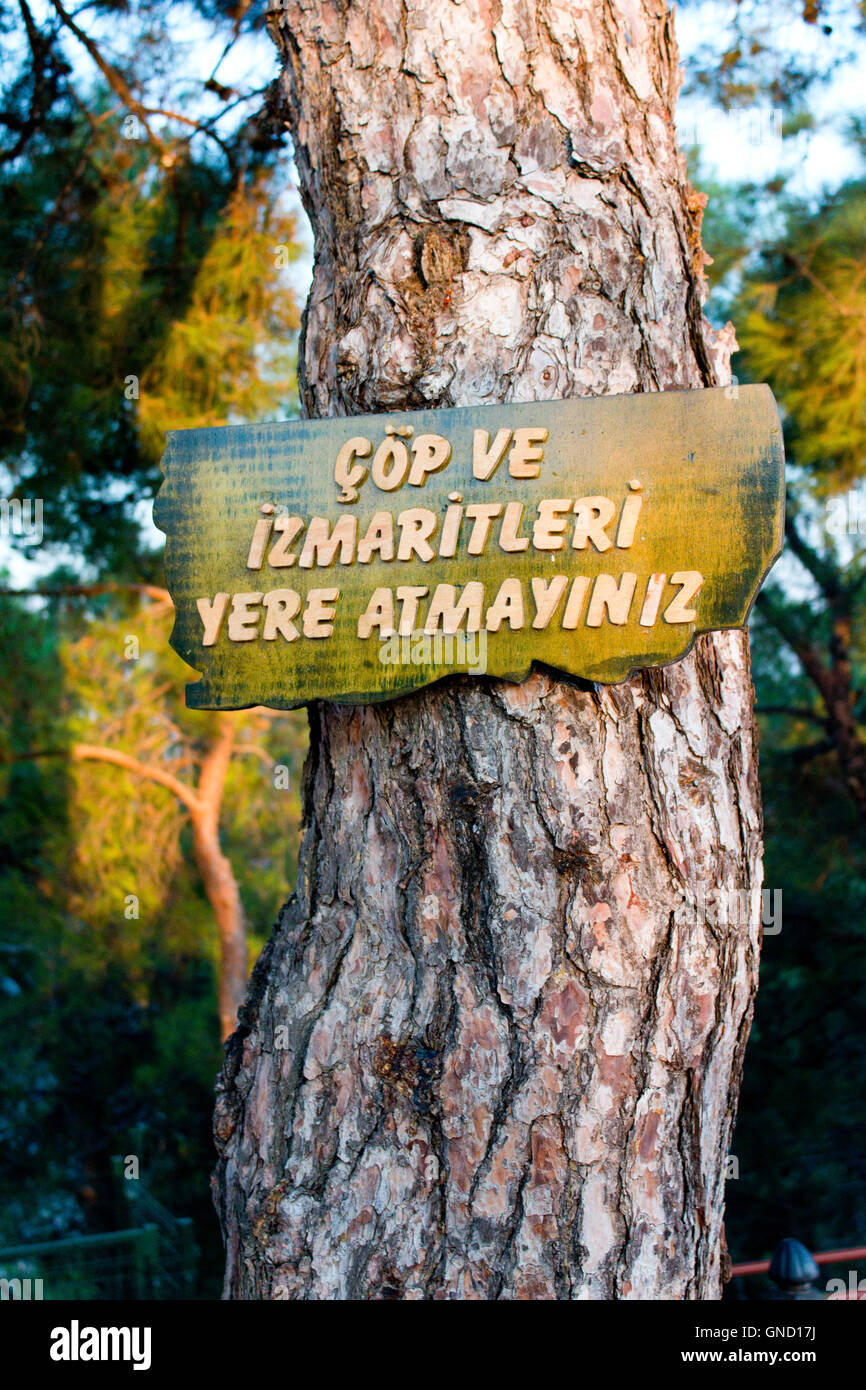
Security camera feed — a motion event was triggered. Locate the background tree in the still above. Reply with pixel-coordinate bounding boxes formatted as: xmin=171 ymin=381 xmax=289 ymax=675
xmin=214 ymin=0 xmax=767 ymax=1301
xmin=733 ymin=170 xmax=866 ymax=816
xmin=0 ymin=583 xmax=309 ymax=1038
xmin=0 ymin=584 xmax=306 ymax=1280
xmin=0 ymin=0 xmax=307 ymax=1041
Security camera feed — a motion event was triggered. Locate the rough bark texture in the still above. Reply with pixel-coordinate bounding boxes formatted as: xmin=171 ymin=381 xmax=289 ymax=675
xmin=213 ymin=0 xmax=764 ymax=1298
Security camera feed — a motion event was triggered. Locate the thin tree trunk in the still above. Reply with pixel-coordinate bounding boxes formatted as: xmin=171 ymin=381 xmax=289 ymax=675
xmin=192 ymin=715 xmax=248 ymax=1042
xmin=214 ymin=0 xmax=764 ymax=1299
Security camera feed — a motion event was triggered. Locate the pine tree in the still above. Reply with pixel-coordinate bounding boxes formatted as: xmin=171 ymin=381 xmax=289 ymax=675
xmin=214 ymin=0 xmax=766 ymax=1300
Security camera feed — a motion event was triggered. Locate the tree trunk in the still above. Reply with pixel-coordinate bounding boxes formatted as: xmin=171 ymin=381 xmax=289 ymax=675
xmin=71 ymin=704 xmax=250 ymax=1042
xmin=213 ymin=0 xmax=764 ymax=1299
xmin=192 ymin=714 xmax=248 ymax=1042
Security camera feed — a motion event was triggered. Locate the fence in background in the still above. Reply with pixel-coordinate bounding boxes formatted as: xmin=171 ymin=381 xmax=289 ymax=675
xmin=0 ymin=1157 xmax=197 ymax=1299
xmin=728 ymin=1239 xmax=866 ymax=1300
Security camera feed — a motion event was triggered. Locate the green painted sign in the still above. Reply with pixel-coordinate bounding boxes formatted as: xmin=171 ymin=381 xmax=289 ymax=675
xmin=154 ymin=385 xmax=785 ymax=709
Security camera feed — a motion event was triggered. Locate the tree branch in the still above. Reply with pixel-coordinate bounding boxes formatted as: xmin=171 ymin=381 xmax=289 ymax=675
xmin=1 ymin=0 xmax=52 ymax=165
xmin=0 ymin=582 xmax=171 ymax=605
xmin=48 ymin=0 xmax=170 ymax=155
xmin=779 ymin=739 xmax=835 ymax=765
xmin=755 ymin=590 xmax=830 ymax=690
xmin=756 ymin=705 xmax=830 ymax=728
xmin=785 ymin=249 xmax=866 ymax=322
xmin=48 ymin=0 xmax=239 ymax=168
xmin=72 ymin=743 xmax=201 ymax=814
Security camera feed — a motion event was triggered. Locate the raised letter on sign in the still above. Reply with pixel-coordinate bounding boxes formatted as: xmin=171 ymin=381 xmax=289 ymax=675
xmin=472 ymin=428 xmax=512 ymax=480
xmin=196 ymin=593 xmax=229 ymax=647
xmin=664 ymin=571 xmax=703 ymax=623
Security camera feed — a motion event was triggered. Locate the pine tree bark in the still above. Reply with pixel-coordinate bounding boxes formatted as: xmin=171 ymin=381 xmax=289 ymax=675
xmin=213 ymin=0 xmax=764 ymax=1299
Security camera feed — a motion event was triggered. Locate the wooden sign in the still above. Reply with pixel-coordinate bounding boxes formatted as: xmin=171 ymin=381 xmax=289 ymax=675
xmin=154 ymin=385 xmax=785 ymax=710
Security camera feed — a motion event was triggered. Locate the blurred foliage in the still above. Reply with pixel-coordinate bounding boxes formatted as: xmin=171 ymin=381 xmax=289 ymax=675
xmin=736 ymin=184 xmax=866 ymax=489
xmin=138 ymin=172 xmax=299 ymax=458
xmin=0 ymin=118 xmax=300 ymax=569
xmin=55 ymin=593 xmax=306 ymax=980
xmin=677 ymin=0 xmax=866 ymax=109
xmin=0 ymin=0 xmax=299 ymax=571
xmin=732 ymin=654 xmax=866 ymax=1257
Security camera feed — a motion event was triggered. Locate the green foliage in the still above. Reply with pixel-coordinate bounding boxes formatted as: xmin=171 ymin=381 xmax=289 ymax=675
xmin=56 ymin=591 xmax=306 ymax=985
xmin=138 ymin=171 xmax=301 ymax=458
xmin=0 ymin=111 xmax=301 ymax=568
xmin=736 ymin=180 xmax=866 ymax=488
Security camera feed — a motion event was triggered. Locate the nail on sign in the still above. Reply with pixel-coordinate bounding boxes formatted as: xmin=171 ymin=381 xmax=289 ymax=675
xmin=154 ymin=385 xmax=785 ymax=709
